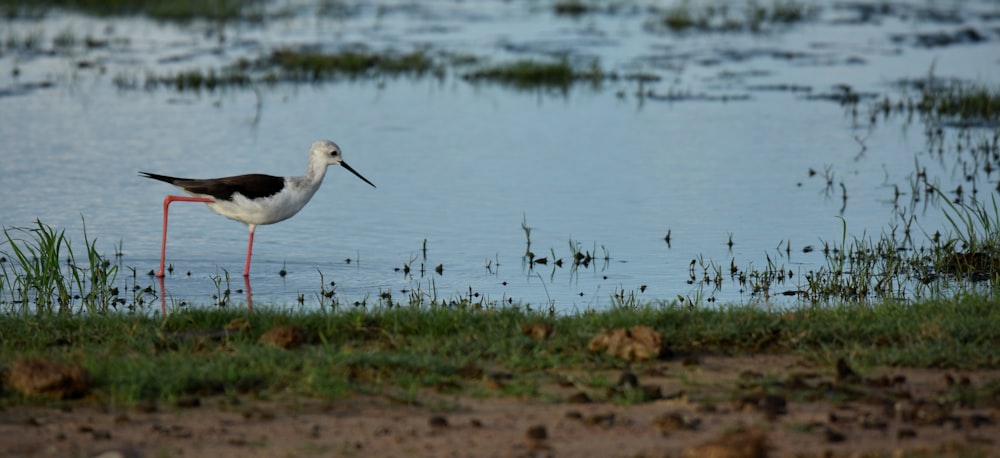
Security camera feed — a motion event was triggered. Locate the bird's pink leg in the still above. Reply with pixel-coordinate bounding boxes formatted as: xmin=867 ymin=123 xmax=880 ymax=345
xmin=157 ymin=275 xmax=167 ymax=315
xmin=158 ymin=195 xmax=214 ymax=278
xmin=243 ymin=275 xmax=253 ymax=311
xmin=243 ymin=224 xmax=256 ymax=277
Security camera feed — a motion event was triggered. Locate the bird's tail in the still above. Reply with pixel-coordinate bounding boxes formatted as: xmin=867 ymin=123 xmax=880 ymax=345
xmin=138 ymin=172 xmax=185 ymax=184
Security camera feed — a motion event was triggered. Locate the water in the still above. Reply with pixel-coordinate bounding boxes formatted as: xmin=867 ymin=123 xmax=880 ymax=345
xmin=1 ymin=1 xmax=998 ymax=311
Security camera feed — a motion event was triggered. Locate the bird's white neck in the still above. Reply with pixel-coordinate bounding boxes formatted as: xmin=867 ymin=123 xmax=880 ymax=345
xmin=302 ymin=158 xmax=329 ymax=187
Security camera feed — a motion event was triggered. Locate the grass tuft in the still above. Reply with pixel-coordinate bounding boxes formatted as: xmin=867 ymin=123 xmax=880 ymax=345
xmin=661 ymin=0 xmax=818 ymax=33
xmin=462 ymin=59 xmax=603 ymax=90
xmin=0 ymin=0 xmax=267 ymax=22
xmin=1 ymin=219 xmax=128 ymax=314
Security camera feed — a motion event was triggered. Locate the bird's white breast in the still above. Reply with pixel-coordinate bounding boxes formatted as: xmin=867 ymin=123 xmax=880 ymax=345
xmin=206 ymin=178 xmax=319 ymax=226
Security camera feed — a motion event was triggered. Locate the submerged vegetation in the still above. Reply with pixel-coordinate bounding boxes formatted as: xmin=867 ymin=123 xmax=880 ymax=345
xmin=462 ymin=59 xmax=604 ymax=90
xmin=660 ymin=0 xmax=819 ymax=33
xmin=258 ymin=48 xmax=438 ymax=81
xmin=685 ymin=191 xmax=1000 ymax=305
xmin=116 ymin=50 xmax=608 ymax=92
xmin=0 ymin=0 xmax=269 ymax=22
xmin=917 ymin=82 xmax=1000 ymax=125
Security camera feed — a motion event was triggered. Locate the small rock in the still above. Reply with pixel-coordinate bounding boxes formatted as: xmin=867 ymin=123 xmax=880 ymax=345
xmin=525 ymin=425 xmax=550 ymax=451
xmin=653 ymin=412 xmax=700 ymax=433
xmin=584 ymin=412 xmax=615 ymax=427
xmin=429 ymin=415 xmax=449 ymax=428
xmin=525 ymin=425 xmax=547 ymax=440
xmin=824 ymin=427 xmax=846 ymax=443
xmin=835 ymin=358 xmax=860 ymax=384
xmin=90 ymin=451 xmax=129 ymax=458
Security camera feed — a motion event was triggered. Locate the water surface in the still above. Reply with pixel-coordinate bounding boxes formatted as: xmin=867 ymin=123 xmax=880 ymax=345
xmin=1 ymin=1 xmax=998 ymax=311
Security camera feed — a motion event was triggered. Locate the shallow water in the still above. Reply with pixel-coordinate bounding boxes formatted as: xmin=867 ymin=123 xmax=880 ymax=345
xmin=1 ymin=1 xmax=998 ymax=311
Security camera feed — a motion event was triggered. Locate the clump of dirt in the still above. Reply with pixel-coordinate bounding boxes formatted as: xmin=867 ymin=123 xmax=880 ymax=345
xmin=258 ymin=325 xmax=307 ymax=349
xmin=683 ymin=428 xmax=769 ymax=458
xmin=6 ymin=358 xmax=92 ymax=399
xmin=520 ymin=321 xmax=554 ymax=340
xmin=225 ymin=318 xmax=250 ymax=332
xmin=588 ymin=325 xmax=664 ymax=361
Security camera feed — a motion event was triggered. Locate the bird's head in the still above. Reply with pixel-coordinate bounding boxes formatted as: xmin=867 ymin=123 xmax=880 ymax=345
xmin=311 ymin=140 xmax=375 ymax=188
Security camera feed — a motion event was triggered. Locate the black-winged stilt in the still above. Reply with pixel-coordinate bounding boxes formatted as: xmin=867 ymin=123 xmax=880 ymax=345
xmin=140 ymin=140 xmax=375 ymax=278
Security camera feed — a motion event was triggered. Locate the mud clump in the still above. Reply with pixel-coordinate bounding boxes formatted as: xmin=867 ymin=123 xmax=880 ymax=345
xmin=683 ymin=428 xmax=769 ymax=458
xmin=520 ymin=322 xmax=554 ymax=340
xmin=259 ymin=325 xmax=307 ymax=349
xmin=587 ymin=325 xmax=664 ymax=361
xmin=7 ymin=358 xmax=92 ymax=399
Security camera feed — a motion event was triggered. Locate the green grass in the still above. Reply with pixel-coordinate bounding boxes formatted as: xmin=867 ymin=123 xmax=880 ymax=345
xmin=880 ymin=70 xmax=1000 ymax=126
xmin=462 ymin=59 xmax=604 ymax=90
xmin=660 ymin=0 xmax=819 ymax=33
xmin=553 ymin=1 xmax=592 ymax=16
xmin=690 ymin=192 xmax=1000 ymax=304
xmin=1 ymin=296 xmax=997 ymax=406
xmin=0 ymin=0 xmax=268 ymax=22
xmin=1 ymin=219 xmax=122 ymax=314
xmin=128 ymin=48 xmax=441 ymax=91
xmin=133 ymin=53 xmax=608 ymax=92
xmin=918 ymin=82 xmax=1000 ymax=124
xmin=260 ymin=48 xmax=437 ymax=81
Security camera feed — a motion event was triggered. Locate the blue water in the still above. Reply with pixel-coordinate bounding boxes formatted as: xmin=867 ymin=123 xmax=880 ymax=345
xmin=1 ymin=1 xmax=998 ymax=311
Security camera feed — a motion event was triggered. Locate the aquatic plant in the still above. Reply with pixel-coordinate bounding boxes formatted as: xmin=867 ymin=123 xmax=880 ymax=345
xmin=688 ymin=190 xmax=1000 ymax=305
xmin=128 ymin=48 xmax=440 ymax=91
xmin=262 ymin=48 xmax=436 ymax=80
xmin=660 ymin=0 xmax=819 ymax=33
xmin=462 ymin=59 xmax=603 ymax=90
xmin=0 ymin=0 xmax=268 ymax=22
xmin=918 ymin=83 xmax=1000 ymax=125
xmin=0 ymin=219 xmax=122 ymax=314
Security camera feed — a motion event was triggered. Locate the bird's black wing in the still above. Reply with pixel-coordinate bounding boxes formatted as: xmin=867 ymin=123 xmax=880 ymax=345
xmin=140 ymin=172 xmax=285 ymax=201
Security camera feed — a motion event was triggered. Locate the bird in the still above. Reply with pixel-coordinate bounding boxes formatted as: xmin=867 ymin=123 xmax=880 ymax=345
xmin=140 ymin=140 xmax=375 ymax=278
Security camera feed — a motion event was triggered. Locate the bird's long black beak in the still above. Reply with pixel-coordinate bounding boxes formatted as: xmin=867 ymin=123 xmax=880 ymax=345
xmin=341 ymin=161 xmax=376 ymax=188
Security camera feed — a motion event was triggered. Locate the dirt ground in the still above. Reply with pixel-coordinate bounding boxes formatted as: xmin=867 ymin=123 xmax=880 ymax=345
xmin=2 ymin=354 xmax=998 ymax=458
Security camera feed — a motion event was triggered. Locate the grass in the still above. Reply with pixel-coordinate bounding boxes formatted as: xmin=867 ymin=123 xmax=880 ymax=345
xmin=259 ymin=48 xmax=437 ymax=81
xmin=879 ymin=68 xmax=1000 ymax=126
xmin=1 ymin=295 xmax=998 ymax=407
xmin=128 ymin=53 xmax=610 ymax=92
xmin=1 ymin=219 xmax=126 ymax=314
xmin=660 ymin=0 xmax=819 ymax=33
xmin=685 ymin=190 xmax=1000 ymax=305
xmin=126 ymin=48 xmax=441 ymax=91
xmin=918 ymin=82 xmax=1000 ymax=125
xmin=0 ymin=0 xmax=268 ymax=22
xmin=553 ymin=1 xmax=592 ymax=17
xmin=462 ymin=59 xmax=604 ymax=91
